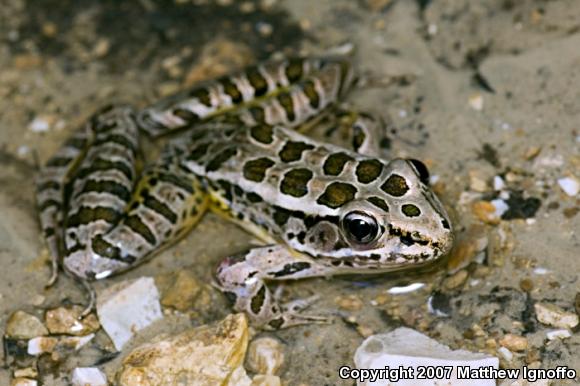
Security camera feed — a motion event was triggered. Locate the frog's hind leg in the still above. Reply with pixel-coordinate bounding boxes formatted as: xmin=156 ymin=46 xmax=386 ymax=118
xmin=216 ymin=245 xmax=333 ymax=329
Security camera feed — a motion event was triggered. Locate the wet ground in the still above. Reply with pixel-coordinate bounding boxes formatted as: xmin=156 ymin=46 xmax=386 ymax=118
xmin=0 ymin=0 xmax=579 ymax=384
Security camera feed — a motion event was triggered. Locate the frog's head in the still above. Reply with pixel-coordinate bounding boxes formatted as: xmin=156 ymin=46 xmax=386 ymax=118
xmin=291 ymin=158 xmax=454 ymax=270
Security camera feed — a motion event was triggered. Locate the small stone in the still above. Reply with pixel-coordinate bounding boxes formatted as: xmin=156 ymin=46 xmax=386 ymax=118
xmin=71 ymin=367 xmax=108 ymax=386
xmin=491 ymin=199 xmax=509 ymax=218
xmin=557 ymin=176 xmax=579 ymax=197
xmin=493 ymin=176 xmax=506 ymax=191
xmin=6 ymin=311 xmax=48 ymax=339
xmin=256 ymin=22 xmax=273 ymax=37
xmin=468 ymin=94 xmax=484 ymax=111
xmin=497 ymin=346 xmax=513 ymax=362
xmin=13 ymin=367 xmax=38 ymax=379
xmin=97 ymin=277 xmax=163 ymax=351
xmin=251 ymin=374 xmax=281 ymax=386
xmin=443 ymin=270 xmax=469 ymax=291
xmin=28 ymin=115 xmax=56 ymax=133
xmin=42 ymin=22 xmax=57 ymax=37
xmin=335 ymin=294 xmax=363 ymax=311
xmin=469 ymin=171 xmax=488 ymax=192
xmin=27 ymin=334 xmax=94 ymax=356
xmin=355 ymin=327 xmax=498 ymax=386
xmin=45 ymin=306 xmax=100 ymax=336
xmin=523 ymin=146 xmax=541 ymax=160
xmin=27 ymin=337 xmax=57 ymax=356
xmin=472 ymin=201 xmax=500 ymax=224
xmin=499 ymin=334 xmax=528 ymax=352
xmin=93 ymin=38 xmax=110 ymax=58
xmin=13 ymin=54 xmax=42 ymax=69
xmin=246 ymin=337 xmax=285 ymax=375
xmin=534 ymin=302 xmax=579 ymax=329
xmin=546 ymin=329 xmax=572 ymax=340
xmin=519 ymin=278 xmax=534 ymax=292
xmin=117 ymin=314 xmax=250 ymax=386
xmin=11 ymin=378 xmax=37 ymax=386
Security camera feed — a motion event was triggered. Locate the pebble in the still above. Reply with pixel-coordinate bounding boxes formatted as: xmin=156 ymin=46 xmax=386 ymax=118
xmin=5 ymin=311 xmax=48 ymax=339
xmin=519 ymin=278 xmax=534 ymax=292
xmin=13 ymin=368 xmax=38 ymax=379
xmin=446 ymin=225 xmax=488 ymax=273
xmin=335 ymin=294 xmax=364 ymax=311
xmin=493 ymin=175 xmax=506 ymax=191
xmin=497 ymin=346 xmax=513 ymax=362
xmin=246 ymin=337 xmax=285 ymax=375
xmin=469 ymin=171 xmax=488 ymax=192
xmin=96 ymin=277 xmax=163 ymax=350
xmin=45 ymin=306 xmax=100 ymax=336
xmin=472 ymin=201 xmax=500 ymax=224
xmin=251 ymin=374 xmax=281 ymax=386
xmin=11 ymin=378 xmax=37 ymax=386
xmin=354 ymin=327 xmax=499 ymax=386
xmin=523 ymin=146 xmax=541 ymax=160
xmin=468 ymin=94 xmax=484 ymax=111
xmin=27 ymin=334 xmax=94 ymax=356
xmin=499 ymin=334 xmax=528 ymax=352
xmin=491 ymin=199 xmax=509 ymax=217
xmin=28 ymin=116 xmax=54 ymax=133
xmin=117 ymin=313 xmax=250 ymax=386
xmin=534 ymin=302 xmax=579 ymax=329
xmin=71 ymin=367 xmax=108 ymax=386
xmin=443 ymin=270 xmax=468 ymax=291
xmin=557 ymin=176 xmax=579 ymax=197
xmin=546 ymin=329 xmax=572 ymax=340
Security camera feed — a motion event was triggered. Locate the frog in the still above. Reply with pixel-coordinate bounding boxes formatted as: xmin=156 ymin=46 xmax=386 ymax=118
xmin=36 ymin=56 xmax=453 ymax=329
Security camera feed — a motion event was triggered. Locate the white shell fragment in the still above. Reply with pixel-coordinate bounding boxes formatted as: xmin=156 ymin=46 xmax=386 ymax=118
xmin=557 ymin=177 xmax=579 ymax=197
xmin=71 ymin=367 xmax=108 ymax=386
xmin=387 ymin=282 xmax=425 ymax=294
xmin=534 ymin=302 xmax=579 ymax=329
xmin=546 ymin=329 xmax=572 ymax=340
xmin=354 ymin=327 xmax=499 ymax=385
xmin=96 ymin=277 xmax=163 ymax=350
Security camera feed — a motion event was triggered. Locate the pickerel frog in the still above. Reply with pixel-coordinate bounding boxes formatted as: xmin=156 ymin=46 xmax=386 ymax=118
xmin=36 ymin=57 xmax=453 ymax=329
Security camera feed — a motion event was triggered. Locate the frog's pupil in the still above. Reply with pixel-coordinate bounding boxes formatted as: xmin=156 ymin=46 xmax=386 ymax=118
xmin=348 ymin=218 xmax=374 ymax=242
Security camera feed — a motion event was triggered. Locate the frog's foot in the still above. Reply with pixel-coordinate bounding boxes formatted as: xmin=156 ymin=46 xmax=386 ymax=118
xmin=216 ymin=245 xmax=332 ymax=329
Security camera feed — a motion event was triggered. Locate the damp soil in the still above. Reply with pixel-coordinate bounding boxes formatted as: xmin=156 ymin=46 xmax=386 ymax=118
xmin=0 ymin=0 xmax=579 ymax=384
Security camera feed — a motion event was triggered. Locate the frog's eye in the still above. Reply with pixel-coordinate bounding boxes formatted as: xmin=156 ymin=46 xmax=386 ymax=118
xmin=341 ymin=211 xmax=380 ymax=245
xmin=408 ymin=159 xmax=430 ymax=185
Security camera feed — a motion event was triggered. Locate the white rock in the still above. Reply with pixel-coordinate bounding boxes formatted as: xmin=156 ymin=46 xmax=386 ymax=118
xmin=491 ymin=199 xmax=509 ymax=217
xmin=557 ymin=177 xmax=579 ymax=197
xmin=96 ymin=277 xmax=163 ymax=350
xmin=28 ymin=117 xmax=51 ymax=132
xmin=354 ymin=327 xmax=498 ymax=385
xmin=71 ymin=367 xmax=108 ymax=386
xmin=11 ymin=378 xmax=38 ymax=386
xmin=497 ymin=347 xmax=513 ymax=362
xmin=546 ymin=329 xmax=571 ymax=340
xmin=468 ymin=94 xmax=484 ymax=111
xmin=27 ymin=334 xmax=94 ymax=355
xmin=493 ymin=176 xmax=505 ymax=191
xmin=534 ymin=302 xmax=579 ymax=329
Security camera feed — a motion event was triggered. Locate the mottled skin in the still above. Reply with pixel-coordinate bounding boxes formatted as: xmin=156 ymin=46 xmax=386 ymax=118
xmin=36 ymin=57 xmax=453 ymax=328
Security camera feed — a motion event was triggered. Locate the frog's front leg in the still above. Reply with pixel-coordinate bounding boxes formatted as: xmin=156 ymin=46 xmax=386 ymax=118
xmin=216 ymin=245 xmax=333 ymax=329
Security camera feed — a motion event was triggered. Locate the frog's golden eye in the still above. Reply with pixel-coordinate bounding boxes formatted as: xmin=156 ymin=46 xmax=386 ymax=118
xmin=341 ymin=211 xmax=380 ymax=245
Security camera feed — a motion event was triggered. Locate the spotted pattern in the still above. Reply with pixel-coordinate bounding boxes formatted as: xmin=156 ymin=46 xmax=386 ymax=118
xmin=402 ymin=204 xmax=421 ymax=217
xmin=279 ymin=141 xmax=315 ymax=163
xmin=355 ymin=159 xmax=383 ymax=184
xmin=381 ymin=174 xmax=409 ymax=197
xmin=243 ymin=158 xmax=275 ymax=182
xmin=280 ymin=168 xmax=313 ymax=197
xmin=323 ymin=152 xmax=354 ymax=176
xmin=367 ymin=196 xmax=389 ymax=212
xmin=316 ymin=182 xmax=357 ymax=208
xmin=250 ymin=124 xmax=274 ymax=144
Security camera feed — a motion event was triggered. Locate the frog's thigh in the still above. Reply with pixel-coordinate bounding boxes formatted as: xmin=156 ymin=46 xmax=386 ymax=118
xmin=216 ymin=245 xmax=331 ymax=329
